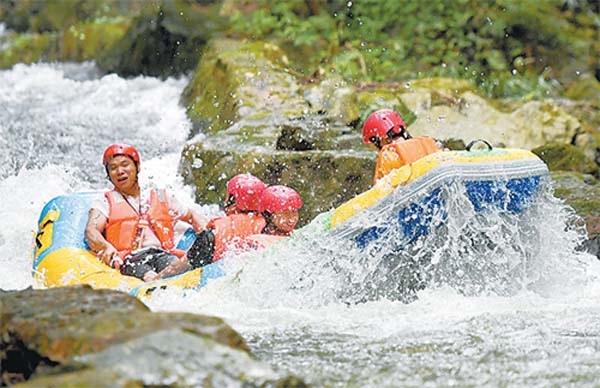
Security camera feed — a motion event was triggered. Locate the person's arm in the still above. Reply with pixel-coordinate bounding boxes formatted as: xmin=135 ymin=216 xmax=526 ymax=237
xmin=374 ymin=148 xmax=403 ymax=184
xmin=85 ymin=208 xmax=119 ymax=267
xmin=167 ymin=192 xmax=208 ymax=232
xmin=178 ymin=207 xmax=208 ymax=233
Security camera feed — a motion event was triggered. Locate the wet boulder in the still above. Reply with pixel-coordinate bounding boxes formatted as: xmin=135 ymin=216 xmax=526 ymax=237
xmin=0 ymin=18 xmax=131 ymax=69
xmin=0 ymin=0 xmax=142 ymax=33
xmin=180 ymin=38 xmax=376 ymax=224
xmin=1 ymin=286 xmax=307 ymax=387
xmin=97 ymin=0 xmax=226 ymax=77
xmin=404 ymin=89 xmax=580 ymax=150
xmin=550 ymin=172 xmax=600 ymax=259
xmin=532 ymin=143 xmax=599 ymax=178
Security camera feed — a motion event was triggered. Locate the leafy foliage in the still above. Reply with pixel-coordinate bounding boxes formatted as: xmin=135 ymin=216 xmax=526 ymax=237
xmin=228 ymin=0 xmax=599 ymax=98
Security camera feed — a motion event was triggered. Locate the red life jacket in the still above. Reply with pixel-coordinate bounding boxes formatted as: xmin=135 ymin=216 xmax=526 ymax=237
xmin=105 ymin=189 xmax=182 ymax=260
xmin=374 ymin=136 xmax=441 ymax=184
xmin=206 ymin=213 xmax=267 ymax=262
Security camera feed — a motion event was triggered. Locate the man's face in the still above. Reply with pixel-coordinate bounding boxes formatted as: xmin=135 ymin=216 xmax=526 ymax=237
xmin=271 ymin=209 xmax=299 ymax=233
xmin=107 ymin=155 xmax=138 ymax=194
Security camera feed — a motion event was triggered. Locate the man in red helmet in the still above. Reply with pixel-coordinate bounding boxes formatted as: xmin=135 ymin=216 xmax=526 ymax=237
xmin=85 ymin=143 xmax=208 ymax=282
xmin=362 ymin=109 xmax=441 ymax=184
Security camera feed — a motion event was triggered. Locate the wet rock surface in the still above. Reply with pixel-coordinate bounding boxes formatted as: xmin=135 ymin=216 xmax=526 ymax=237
xmin=0 ymin=286 xmax=308 ymax=387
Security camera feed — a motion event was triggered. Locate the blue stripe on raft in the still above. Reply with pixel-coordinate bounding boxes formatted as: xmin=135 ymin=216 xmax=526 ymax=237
xmin=465 ymin=176 xmax=541 ymax=213
xmin=355 ymin=188 xmax=444 ymax=250
xmin=199 ymin=261 xmax=225 ymax=288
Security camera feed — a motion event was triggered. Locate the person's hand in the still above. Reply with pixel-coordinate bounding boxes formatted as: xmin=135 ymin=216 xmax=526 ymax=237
xmin=143 ymin=270 xmax=160 ymax=282
xmin=99 ymin=245 xmax=120 ymax=269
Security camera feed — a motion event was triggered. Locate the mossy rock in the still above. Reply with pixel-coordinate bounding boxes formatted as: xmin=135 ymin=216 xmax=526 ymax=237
xmin=181 ymin=38 xmax=308 ymax=133
xmin=532 ymin=143 xmax=599 ymax=177
xmin=98 ymin=0 xmax=225 ymax=77
xmin=0 ymin=0 xmax=142 ymax=33
xmin=0 ymin=18 xmax=130 ymax=69
xmin=564 ymin=73 xmax=600 ymax=102
xmin=180 ymin=145 xmax=375 ymax=225
xmin=550 ymin=172 xmax=600 ymax=258
xmin=0 ymin=32 xmax=59 ymax=69
xmin=1 ymin=286 xmax=308 ymax=387
xmin=61 ymin=17 xmax=130 ymax=62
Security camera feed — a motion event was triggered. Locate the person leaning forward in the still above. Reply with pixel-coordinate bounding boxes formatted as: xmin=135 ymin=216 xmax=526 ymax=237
xmin=85 ymin=143 xmax=208 ymax=282
xmin=362 ymin=109 xmax=442 ymax=185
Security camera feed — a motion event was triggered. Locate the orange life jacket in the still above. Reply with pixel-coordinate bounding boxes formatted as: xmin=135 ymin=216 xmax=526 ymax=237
xmin=206 ymin=213 xmax=267 ymax=262
xmin=374 ymin=136 xmax=441 ymax=184
xmin=105 ymin=189 xmax=182 ymax=260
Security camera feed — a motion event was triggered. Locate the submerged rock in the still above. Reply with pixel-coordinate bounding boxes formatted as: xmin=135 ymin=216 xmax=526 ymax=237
xmin=0 ymin=286 xmax=307 ymax=387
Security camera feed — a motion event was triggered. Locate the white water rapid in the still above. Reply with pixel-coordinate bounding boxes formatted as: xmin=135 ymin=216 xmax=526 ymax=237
xmin=1 ymin=63 xmax=600 ymax=387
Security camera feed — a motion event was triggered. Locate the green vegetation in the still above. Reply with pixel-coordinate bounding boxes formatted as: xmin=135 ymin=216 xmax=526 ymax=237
xmin=228 ymin=0 xmax=600 ymax=99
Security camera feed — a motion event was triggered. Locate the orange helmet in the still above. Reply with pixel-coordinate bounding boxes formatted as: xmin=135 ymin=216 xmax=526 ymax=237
xmin=102 ymin=144 xmax=140 ymax=166
xmin=226 ymin=173 xmax=267 ymax=211
xmin=259 ymin=185 xmax=303 ymax=213
xmin=362 ymin=109 xmax=408 ymax=147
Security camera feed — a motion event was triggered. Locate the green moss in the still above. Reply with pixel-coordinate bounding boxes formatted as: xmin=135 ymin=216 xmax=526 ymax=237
xmin=0 ymin=32 xmax=59 ymax=69
xmin=61 ymin=17 xmax=130 ymax=61
xmin=532 ymin=143 xmax=599 ymax=176
xmin=551 ymin=172 xmax=600 ymax=217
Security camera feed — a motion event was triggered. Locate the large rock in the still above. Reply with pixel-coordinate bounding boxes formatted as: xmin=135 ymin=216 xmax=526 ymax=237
xmin=0 ymin=0 xmax=142 ymax=33
xmin=0 ymin=18 xmax=131 ymax=69
xmin=180 ymin=38 xmax=377 ymax=224
xmin=0 ymin=286 xmax=307 ymax=387
xmin=181 ymin=146 xmax=374 ymax=225
xmin=97 ymin=0 xmax=225 ymax=77
xmin=405 ymin=90 xmax=580 ymax=150
xmin=533 ymin=143 xmax=599 ymax=178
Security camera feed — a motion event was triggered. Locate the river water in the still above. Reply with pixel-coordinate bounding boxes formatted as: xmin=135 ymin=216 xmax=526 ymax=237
xmin=1 ymin=62 xmax=600 ymax=387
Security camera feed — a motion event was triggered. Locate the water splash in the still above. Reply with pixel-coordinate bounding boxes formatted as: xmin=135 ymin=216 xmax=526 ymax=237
xmin=182 ymin=180 xmax=598 ymax=311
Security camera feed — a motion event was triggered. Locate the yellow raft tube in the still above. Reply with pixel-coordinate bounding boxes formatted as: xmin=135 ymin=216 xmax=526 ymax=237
xmin=32 ymin=192 xmax=223 ymax=300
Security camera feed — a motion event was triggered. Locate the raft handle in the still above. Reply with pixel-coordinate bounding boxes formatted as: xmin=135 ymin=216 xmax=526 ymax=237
xmin=466 ymin=139 xmax=493 ymax=151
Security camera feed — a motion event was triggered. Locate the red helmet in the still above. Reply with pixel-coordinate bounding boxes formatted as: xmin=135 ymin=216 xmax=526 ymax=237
xmin=102 ymin=144 xmax=140 ymax=166
xmin=226 ymin=173 xmax=267 ymax=211
xmin=259 ymin=185 xmax=303 ymax=213
xmin=362 ymin=109 xmax=407 ymax=145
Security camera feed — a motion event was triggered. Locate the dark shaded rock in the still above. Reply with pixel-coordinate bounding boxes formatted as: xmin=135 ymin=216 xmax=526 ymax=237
xmin=97 ymin=0 xmax=226 ymax=77
xmin=180 ymin=146 xmax=375 ymax=225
